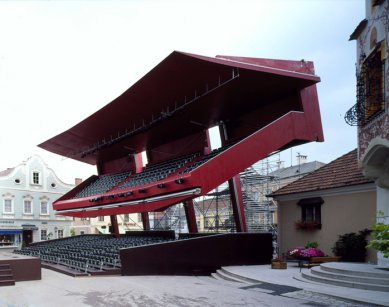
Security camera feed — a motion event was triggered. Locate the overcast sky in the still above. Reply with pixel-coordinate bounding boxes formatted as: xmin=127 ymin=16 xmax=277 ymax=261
xmin=0 ymin=0 xmax=365 ymax=183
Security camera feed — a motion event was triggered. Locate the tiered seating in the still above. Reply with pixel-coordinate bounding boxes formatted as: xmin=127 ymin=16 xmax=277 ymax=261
xmin=118 ymin=153 xmax=199 ymax=190
xmin=14 ymin=235 xmax=175 ymax=274
xmin=182 ymin=144 xmax=233 ymax=173
xmin=74 ymin=172 xmax=131 ymax=198
xmin=71 ymin=146 xmax=234 ymax=201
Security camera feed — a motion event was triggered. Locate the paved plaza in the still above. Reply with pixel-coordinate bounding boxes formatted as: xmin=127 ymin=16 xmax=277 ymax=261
xmin=0 ymin=264 xmax=387 ymax=307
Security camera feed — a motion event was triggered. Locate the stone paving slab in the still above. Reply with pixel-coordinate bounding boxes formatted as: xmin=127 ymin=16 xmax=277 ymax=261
xmin=0 ymin=269 xmax=324 ymax=307
xmin=222 ymin=263 xmax=389 ymax=306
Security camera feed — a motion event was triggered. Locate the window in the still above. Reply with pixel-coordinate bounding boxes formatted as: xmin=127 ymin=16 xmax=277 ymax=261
xmin=24 ymin=200 xmax=33 ymax=214
xmin=40 ymin=201 xmax=48 ymax=215
xmin=296 ymin=197 xmax=323 ymax=230
xmin=98 ymin=216 xmax=104 ymax=222
xmin=57 ymin=229 xmax=63 ymax=239
xmin=3 ymin=199 xmax=13 ymax=214
xmin=41 ymin=229 xmax=47 ymax=241
xmin=123 ymin=214 xmax=129 ymax=222
xmin=32 ymin=171 xmax=41 ymax=185
xmin=357 ymin=42 xmax=385 ymax=124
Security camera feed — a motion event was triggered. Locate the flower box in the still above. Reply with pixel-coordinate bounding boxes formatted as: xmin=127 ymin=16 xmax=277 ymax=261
xmin=295 ymin=221 xmax=322 ymax=230
xmin=271 ymin=261 xmax=287 ymax=269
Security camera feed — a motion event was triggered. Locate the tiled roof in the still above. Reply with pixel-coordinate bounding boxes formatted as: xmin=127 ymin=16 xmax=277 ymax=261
xmin=271 ymin=149 xmax=373 ymax=196
xmin=0 ymin=168 xmax=14 ymax=177
xmin=269 ymin=161 xmax=325 ymax=179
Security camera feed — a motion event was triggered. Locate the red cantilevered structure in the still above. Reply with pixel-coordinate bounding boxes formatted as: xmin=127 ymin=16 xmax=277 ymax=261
xmin=39 ymin=51 xmax=323 ymax=234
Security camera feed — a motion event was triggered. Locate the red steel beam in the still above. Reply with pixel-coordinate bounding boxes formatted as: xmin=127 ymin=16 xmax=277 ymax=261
xmin=183 ymin=199 xmax=198 ymax=233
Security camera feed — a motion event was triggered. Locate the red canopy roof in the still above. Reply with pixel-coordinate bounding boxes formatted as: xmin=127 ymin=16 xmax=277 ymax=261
xmin=39 ymin=51 xmax=320 ymax=166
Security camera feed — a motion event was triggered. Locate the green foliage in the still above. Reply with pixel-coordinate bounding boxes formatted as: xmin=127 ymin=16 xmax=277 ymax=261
xmin=70 ymin=228 xmax=76 ymax=237
xmin=332 ymin=229 xmax=371 ymax=262
xmin=368 ymin=211 xmax=389 ymax=258
xmin=305 ymin=241 xmax=319 ymax=248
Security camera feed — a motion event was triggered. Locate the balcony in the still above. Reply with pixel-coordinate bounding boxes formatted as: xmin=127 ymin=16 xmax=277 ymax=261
xmin=345 ymin=49 xmax=385 ymax=127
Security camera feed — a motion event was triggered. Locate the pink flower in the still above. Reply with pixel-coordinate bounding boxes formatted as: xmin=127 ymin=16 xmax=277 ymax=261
xmin=287 ymin=247 xmax=325 ymax=259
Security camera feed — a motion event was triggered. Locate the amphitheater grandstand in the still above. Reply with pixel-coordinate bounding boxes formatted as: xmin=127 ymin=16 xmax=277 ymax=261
xmin=30 ymin=51 xmax=323 ymax=275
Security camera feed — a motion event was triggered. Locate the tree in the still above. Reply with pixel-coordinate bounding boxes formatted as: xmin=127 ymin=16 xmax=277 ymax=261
xmin=368 ymin=211 xmax=389 ymax=258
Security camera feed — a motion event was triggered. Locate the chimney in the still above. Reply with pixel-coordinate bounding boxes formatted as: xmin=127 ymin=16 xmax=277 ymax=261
xmin=296 ymin=153 xmax=307 ymax=165
xmin=75 ymin=178 xmax=83 ymax=186
xmin=276 ymin=161 xmax=285 ymax=169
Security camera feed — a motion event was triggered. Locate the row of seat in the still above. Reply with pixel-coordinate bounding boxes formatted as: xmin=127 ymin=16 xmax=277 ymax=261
xmin=14 ymin=235 xmax=175 ymax=273
xmin=74 ymin=171 xmax=131 ymax=199
xmin=72 ymin=143 xmax=234 ymax=200
xmin=182 ymin=145 xmax=232 ymax=173
xmin=118 ymin=153 xmax=199 ymax=190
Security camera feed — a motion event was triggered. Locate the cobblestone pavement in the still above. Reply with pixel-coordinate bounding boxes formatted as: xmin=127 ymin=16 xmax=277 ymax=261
xmin=0 ymin=269 xmax=381 ymax=307
xmin=240 ymin=282 xmax=381 ymax=307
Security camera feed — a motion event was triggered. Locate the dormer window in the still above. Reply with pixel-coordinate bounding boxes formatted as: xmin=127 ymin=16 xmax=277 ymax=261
xmin=32 ymin=171 xmax=41 ymax=185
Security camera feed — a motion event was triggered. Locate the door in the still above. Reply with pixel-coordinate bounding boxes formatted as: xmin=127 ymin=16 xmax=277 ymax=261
xmin=22 ymin=230 xmax=33 ymax=246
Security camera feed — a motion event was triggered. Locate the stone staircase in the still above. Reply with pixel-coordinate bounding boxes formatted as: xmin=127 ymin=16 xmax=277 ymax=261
xmin=298 ymin=262 xmax=389 ymax=292
xmin=0 ymin=264 xmax=15 ymax=287
xmin=212 ymin=268 xmax=258 ymax=284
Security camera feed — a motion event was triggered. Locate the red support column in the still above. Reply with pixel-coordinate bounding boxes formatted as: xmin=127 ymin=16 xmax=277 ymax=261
xmin=229 ymin=174 xmax=247 ymax=232
xmin=184 ymin=200 xmax=198 ymax=233
xmin=134 ymin=152 xmax=144 ymax=173
xmin=219 ymin=122 xmax=247 ymax=233
xmin=110 ymin=215 xmax=120 ymax=238
xmin=141 ymin=212 xmax=150 ymax=231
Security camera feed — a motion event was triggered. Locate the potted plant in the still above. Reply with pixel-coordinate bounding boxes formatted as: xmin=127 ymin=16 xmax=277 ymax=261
xmin=332 ymin=229 xmax=371 ymax=262
xmin=271 ymin=256 xmax=287 ymax=269
xmin=288 ymin=242 xmax=340 ymax=266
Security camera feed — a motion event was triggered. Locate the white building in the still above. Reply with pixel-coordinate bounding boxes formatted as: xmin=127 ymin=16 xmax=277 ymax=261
xmin=0 ymin=155 xmax=74 ymax=248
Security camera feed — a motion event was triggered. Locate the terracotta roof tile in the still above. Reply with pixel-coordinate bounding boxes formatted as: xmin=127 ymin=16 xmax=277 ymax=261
xmin=271 ymin=149 xmax=373 ymax=196
xmin=0 ymin=168 xmax=14 ymax=177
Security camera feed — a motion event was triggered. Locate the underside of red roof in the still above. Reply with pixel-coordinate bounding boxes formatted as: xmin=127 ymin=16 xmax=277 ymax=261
xmin=39 ymin=51 xmax=324 ymax=217
xmin=39 ymin=51 xmax=320 ymax=166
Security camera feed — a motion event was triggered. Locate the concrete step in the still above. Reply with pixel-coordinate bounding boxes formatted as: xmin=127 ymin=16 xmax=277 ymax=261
xmin=212 ymin=270 xmax=246 ymax=283
xmin=311 ymin=266 xmax=389 ymax=286
xmin=212 ymin=268 xmax=260 ymax=284
xmin=0 ymin=279 xmax=15 ymax=287
xmin=320 ymin=262 xmax=389 ymax=279
xmin=0 ymin=264 xmax=15 ymax=287
xmin=0 ymin=274 xmax=14 ymax=281
xmin=0 ymin=269 xmax=12 ymax=275
xmin=301 ymin=268 xmax=389 ymax=292
xmin=0 ymin=264 xmax=11 ymax=269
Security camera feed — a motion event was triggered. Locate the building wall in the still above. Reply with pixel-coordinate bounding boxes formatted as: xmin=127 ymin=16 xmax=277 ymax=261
xmin=0 ymin=156 xmax=74 ymax=246
xmin=353 ymin=0 xmax=389 ymax=267
xmin=357 ymin=1 xmax=389 ymax=158
xmin=278 ymin=188 xmax=377 ymax=263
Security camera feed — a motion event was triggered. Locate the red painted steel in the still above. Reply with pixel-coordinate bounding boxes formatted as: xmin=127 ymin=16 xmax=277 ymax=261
xmin=229 ymin=175 xmax=247 ymax=232
xmin=39 ymin=51 xmax=323 ymax=218
xmin=110 ymin=215 xmax=120 ymax=238
xmin=141 ymin=212 xmax=150 ymax=231
xmin=38 ymin=51 xmax=320 ymax=166
xmin=183 ymin=200 xmax=198 ymax=233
